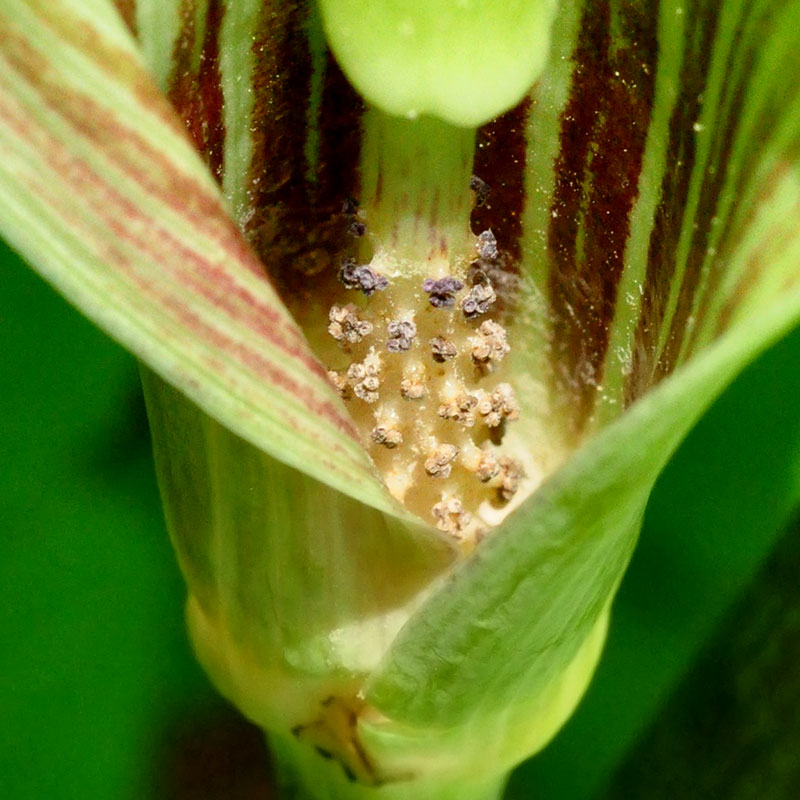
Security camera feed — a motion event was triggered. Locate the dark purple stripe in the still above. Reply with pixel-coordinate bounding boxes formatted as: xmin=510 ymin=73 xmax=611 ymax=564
xmin=625 ymin=1 xmax=721 ymax=405
xmin=547 ymin=0 xmax=658 ymax=433
xmin=167 ymin=0 xmax=226 ymax=182
xmin=315 ymin=51 xmax=364 ymax=214
xmin=244 ymin=3 xmax=359 ymax=307
xmin=471 ymin=98 xmax=531 ymax=264
xmin=112 ymin=0 xmax=137 ymax=36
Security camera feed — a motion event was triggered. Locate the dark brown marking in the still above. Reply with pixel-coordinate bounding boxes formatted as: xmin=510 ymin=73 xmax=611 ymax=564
xmin=713 ymin=160 xmax=800 ymax=335
xmin=112 ymin=0 xmax=137 ymax=36
xmin=625 ymin=0 xmax=721 ymax=404
xmin=167 ymin=0 xmax=226 ymax=181
xmin=156 ymin=708 xmax=277 ymax=800
xmin=472 ymin=97 xmax=531 ymax=263
xmin=244 ymin=3 xmax=364 ymax=310
xmin=315 ymin=51 xmax=364 ymax=214
xmin=547 ymin=0 xmax=658 ymax=432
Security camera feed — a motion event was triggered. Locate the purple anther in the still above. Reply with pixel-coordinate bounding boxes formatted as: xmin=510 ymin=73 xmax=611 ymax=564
xmin=339 ymin=258 xmax=389 ymax=296
xmin=476 ymin=229 xmax=498 ymax=261
xmin=422 ymin=276 xmax=464 ymax=309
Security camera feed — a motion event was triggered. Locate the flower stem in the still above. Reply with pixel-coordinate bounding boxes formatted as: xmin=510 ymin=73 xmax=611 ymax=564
xmin=358 ymin=107 xmax=477 ymax=275
xmin=267 ymin=730 xmax=509 ymax=800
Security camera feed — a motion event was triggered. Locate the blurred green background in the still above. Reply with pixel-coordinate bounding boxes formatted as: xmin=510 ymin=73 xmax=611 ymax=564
xmin=3 ymin=234 xmax=800 ymax=799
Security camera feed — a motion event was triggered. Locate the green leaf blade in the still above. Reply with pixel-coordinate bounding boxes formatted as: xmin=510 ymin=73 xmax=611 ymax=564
xmin=0 ymin=0 xmax=398 ymax=515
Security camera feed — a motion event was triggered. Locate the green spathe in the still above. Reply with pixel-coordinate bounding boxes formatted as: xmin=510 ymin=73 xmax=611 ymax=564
xmin=317 ymin=0 xmax=558 ymax=126
xmin=2 ymin=0 xmax=800 ymax=799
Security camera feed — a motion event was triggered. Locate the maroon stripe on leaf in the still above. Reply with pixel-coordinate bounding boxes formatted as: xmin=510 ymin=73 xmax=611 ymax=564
xmin=167 ymin=0 xmax=226 ymax=182
xmin=689 ymin=1 xmax=792 ymax=346
xmin=0 ymin=89 xmax=359 ymax=446
xmin=112 ymin=0 xmax=137 ymax=36
xmin=26 ymin=2 xmax=184 ymax=135
xmin=548 ymin=0 xmax=658 ymax=433
xmin=657 ymin=0 xmax=760 ymax=373
xmin=0 ymin=18 xmax=234 ymax=254
xmin=625 ymin=2 xmax=721 ymax=404
xmin=244 ymin=3 xmax=358 ymax=308
xmin=471 ymin=98 xmax=531 ymax=264
xmin=315 ymin=51 xmax=364 ymax=215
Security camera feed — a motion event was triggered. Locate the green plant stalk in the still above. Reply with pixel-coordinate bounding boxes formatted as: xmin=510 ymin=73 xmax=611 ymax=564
xmin=357 ymin=108 xmax=476 ymax=268
xmin=268 ymin=731 xmax=508 ymax=800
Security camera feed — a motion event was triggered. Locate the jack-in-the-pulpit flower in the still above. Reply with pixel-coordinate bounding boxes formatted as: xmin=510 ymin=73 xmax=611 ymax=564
xmin=2 ymin=0 xmax=800 ymax=798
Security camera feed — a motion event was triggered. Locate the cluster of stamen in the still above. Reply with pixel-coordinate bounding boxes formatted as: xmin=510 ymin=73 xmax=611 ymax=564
xmin=432 ymin=495 xmax=472 ymax=536
xmin=328 ymin=304 xmax=373 ymax=345
xmin=476 ymin=383 xmax=519 ymax=429
xmin=424 ymin=443 xmax=460 ymax=479
xmin=320 ymin=219 xmax=524 ymax=548
xmin=343 ymin=349 xmax=382 ymax=403
xmin=386 ymin=319 xmax=417 ymax=352
xmin=470 ymin=319 xmax=509 ymax=369
xmin=430 ymin=336 xmax=458 ymax=363
xmin=461 ymin=282 xmax=497 ymax=319
xmin=423 ymin=277 xmax=464 ymax=309
xmin=339 ymin=258 xmax=389 ymax=295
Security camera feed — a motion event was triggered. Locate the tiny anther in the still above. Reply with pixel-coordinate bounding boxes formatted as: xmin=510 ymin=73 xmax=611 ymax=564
xmin=438 ymin=393 xmax=478 ymax=426
xmin=371 ymin=426 xmax=403 ymax=448
xmin=461 ymin=282 xmax=497 ymax=320
xmin=339 ymin=258 xmax=389 ymax=296
xmin=424 ymin=443 xmax=459 ymax=479
xmin=327 ymin=370 xmax=352 ymax=400
xmin=400 ymin=363 xmax=426 ymax=400
xmin=470 ymin=319 xmax=510 ymax=366
xmin=342 ymin=197 xmax=359 ymax=216
xmin=346 ymin=349 xmax=382 ymax=403
xmin=349 ymin=219 xmax=366 ymax=237
xmin=400 ymin=376 xmax=426 ymax=400
xmin=470 ymin=175 xmax=490 ymax=207
xmin=328 ymin=304 xmax=373 ymax=344
xmin=422 ymin=276 xmax=464 ymax=309
xmin=430 ymin=336 xmax=458 ymax=363
xmin=341 ymin=198 xmax=365 ymax=235
xmin=475 ymin=451 xmax=500 ymax=482
xmin=476 ymin=383 xmax=520 ymax=428
xmin=432 ymin=495 xmax=472 ymax=536
xmin=476 ymin=229 xmax=498 ymax=261
xmin=496 ymin=457 xmax=524 ymax=502
xmin=386 ymin=318 xmax=417 ymax=353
